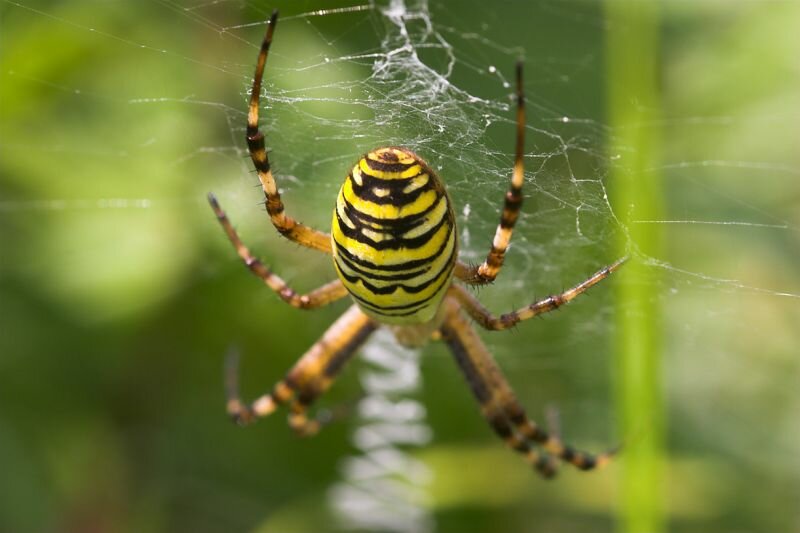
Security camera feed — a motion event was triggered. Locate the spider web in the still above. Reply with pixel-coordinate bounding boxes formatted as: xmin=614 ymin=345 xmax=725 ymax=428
xmin=1 ymin=1 xmax=799 ymax=532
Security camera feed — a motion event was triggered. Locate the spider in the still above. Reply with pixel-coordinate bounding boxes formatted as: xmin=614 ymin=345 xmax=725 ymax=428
xmin=208 ymin=10 xmax=626 ymax=479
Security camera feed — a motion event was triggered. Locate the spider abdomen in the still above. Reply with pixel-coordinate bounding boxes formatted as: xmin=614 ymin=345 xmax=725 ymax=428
xmin=331 ymin=147 xmax=457 ymax=325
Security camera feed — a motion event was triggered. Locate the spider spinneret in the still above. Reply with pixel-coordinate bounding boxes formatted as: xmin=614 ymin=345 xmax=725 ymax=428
xmin=208 ymin=9 xmax=626 ymax=479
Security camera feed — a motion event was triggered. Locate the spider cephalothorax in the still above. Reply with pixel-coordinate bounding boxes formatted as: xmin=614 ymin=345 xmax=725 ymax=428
xmin=208 ymin=10 xmax=625 ymax=479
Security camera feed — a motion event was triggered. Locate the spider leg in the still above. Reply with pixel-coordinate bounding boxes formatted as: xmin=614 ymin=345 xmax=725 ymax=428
xmin=451 ymin=256 xmax=627 ymax=330
xmin=438 ymin=298 xmax=557 ymax=478
xmin=438 ymin=297 xmax=615 ymax=477
xmin=456 ymin=61 xmax=525 ymax=285
xmin=209 ymin=193 xmax=348 ymax=309
xmin=245 ymin=10 xmax=332 ymax=253
xmin=226 ymin=304 xmax=377 ymax=434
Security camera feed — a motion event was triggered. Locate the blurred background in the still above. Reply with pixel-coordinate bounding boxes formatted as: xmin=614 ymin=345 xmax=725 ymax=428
xmin=1 ymin=1 xmax=798 ymax=532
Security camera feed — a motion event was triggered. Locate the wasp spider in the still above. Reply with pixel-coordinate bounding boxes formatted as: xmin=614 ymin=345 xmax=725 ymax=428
xmin=208 ymin=10 xmax=626 ymax=479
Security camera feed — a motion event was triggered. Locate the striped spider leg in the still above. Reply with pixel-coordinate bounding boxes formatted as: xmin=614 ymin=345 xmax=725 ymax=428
xmin=208 ymin=193 xmax=347 ymax=309
xmin=438 ymin=296 xmax=618 ymax=479
xmin=451 ymin=257 xmax=628 ymax=331
xmin=225 ymin=305 xmax=377 ymax=434
xmin=454 ymin=61 xmax=526 ymax=286
xmin=245 ymin=10 xmax=331 ymax=253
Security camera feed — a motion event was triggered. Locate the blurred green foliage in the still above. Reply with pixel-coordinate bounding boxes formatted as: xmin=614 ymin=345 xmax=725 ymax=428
xmin=1 ymin=1 xmax=798 ymax=532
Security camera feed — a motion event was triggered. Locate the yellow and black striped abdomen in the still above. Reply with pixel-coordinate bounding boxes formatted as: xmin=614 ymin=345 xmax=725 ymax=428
xmin=331 ymin=147 xmax=457 ymax=325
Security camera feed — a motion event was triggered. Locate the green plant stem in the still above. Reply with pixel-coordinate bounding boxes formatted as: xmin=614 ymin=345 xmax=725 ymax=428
xmin=605 ymin=2 xmax=665 ymax=533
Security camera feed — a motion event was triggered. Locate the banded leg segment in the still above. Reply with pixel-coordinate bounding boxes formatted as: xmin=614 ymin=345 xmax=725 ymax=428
xmin=226 ymin=304 xmax=377 ymax=434
xmin=451 ymin=256 xmax=627 ymax=330
xmin=438 ymin=297 xmax=615 ymax=476
xmin=285 ymin=305 xmax=377 ymax=436
xmin=456 ymin=62 xmax=526 ymax=285
xmin=246 ymin=10 xmax=331 ymax=253
xmin=209 ymin=193 xmax=348 ymax=309
xmin=438 ymin=298 xmax=556 ymax=478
